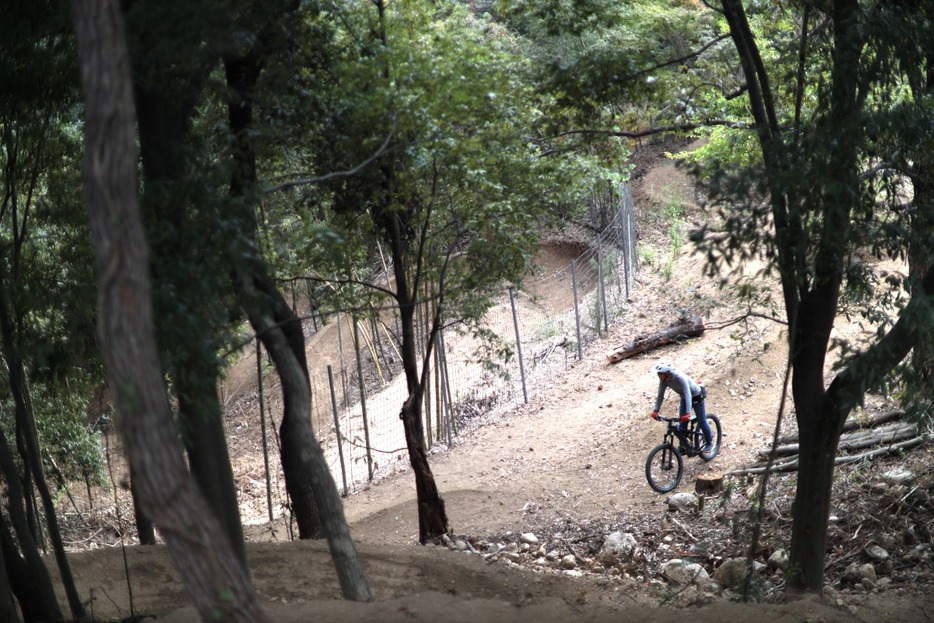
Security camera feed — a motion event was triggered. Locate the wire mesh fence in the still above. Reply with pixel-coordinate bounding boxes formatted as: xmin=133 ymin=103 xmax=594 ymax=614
xmin=240 ymin=182 xmax=638 ymax=520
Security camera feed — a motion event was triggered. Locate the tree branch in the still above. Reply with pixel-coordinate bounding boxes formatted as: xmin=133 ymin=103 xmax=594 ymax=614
xmin=262 ymin=124 xmax=395 ymax=194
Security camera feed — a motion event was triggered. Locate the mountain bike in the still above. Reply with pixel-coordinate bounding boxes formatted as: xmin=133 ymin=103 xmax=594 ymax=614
xmin=645 ymin=413 xmax=722 ymax=493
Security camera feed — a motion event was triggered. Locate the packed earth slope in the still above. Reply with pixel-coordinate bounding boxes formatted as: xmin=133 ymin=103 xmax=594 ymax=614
xmin=50 ymin=139 xmax=934 ymax=623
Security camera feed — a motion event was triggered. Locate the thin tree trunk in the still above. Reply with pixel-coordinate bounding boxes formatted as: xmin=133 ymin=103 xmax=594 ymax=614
xmin=787 ymin=400 xmax=844 ymax=592
xmin=0 ymin=429 xmax=60 ymax=622
xmin=71 ymin=1 xmax=269 ymax=620
xmin=240 ymin=268 xmax=374 ymax=601
xmin=133 ymin=55 xmax=246 ymax=563
xmin=395 ymin=290 xmax=449 ymax=542
xmin=0 ymin=286 xmax=84 ymax=618
xmin=224 ymin=43 xmax=374 ymax=602
xmin=400 ymin=395 xmax=449 ymax=541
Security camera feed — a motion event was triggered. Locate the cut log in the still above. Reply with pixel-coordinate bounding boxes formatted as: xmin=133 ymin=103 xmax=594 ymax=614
xmin=757 ymin=421 xmax=917 ymax=459
xmin=695 ymin=472 xmax=723 ymax=494
xmin=728 ymin=436 xmax=925 ymax=476
xmin=606 ymin=316 xmax=706 ymax=363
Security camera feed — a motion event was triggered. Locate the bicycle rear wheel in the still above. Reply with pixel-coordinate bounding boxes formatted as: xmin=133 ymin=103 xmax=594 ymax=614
xmin=699 ymin=414 xmax=722 ymax=462
xmin=645 ymin=442 xmax=684 ymax=493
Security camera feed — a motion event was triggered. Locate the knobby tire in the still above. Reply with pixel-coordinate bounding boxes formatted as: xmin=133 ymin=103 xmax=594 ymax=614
xmin=645 ymin=442 xmax=683 ymax=493
xmin=699 ymin=414 xmax=722 ymax=462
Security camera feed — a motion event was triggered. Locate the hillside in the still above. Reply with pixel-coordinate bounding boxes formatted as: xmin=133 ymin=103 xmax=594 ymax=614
xmin=50 ymin=138 xmax=934 ymax=622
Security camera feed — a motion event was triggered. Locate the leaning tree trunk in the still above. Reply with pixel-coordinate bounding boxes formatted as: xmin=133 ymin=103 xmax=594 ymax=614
xmin=240 ymin=276 xmax=323 ymax=539
xmin=224 ymin=45 xmax=373 ymax=602
xmin=238 ymin=255 xmax=374 ymax=603
xmin=71 ymin=1 xmax=269 ymax=620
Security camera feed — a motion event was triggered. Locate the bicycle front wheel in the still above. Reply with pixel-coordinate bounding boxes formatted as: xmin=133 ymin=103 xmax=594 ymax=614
xmin=645 ymin=442 xmax=684 ymax=493
xmin=699 ymin=414 xmax=722 ymax=462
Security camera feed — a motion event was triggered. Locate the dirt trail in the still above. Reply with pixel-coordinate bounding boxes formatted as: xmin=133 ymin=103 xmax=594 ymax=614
xmin=50 ymin=139 xmax=934 ymax=623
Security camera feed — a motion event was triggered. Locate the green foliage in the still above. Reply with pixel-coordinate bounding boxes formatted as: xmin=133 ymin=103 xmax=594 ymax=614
xmin=256 ymin=1 xmax=605 ymax=339
xmin=0 ymin=386 xmax=104 ymax=487
xmin=496 ymin=0 xmax=724 ymax=127
xmin=637 ymin=243 xmax=657 ymax=267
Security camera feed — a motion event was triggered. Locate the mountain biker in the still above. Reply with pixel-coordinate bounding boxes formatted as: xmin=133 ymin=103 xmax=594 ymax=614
xmin=649 ymin=361 xmax=713 ymax=454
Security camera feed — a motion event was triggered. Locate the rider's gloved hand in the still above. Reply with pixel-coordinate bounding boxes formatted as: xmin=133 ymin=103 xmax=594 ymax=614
xmin=680 ymin=413 xmax=691 ymax=422
xmin=650 ymin=411 xmax=658 ymax=420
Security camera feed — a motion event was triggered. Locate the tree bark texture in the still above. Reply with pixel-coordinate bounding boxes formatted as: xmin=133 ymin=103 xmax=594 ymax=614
xmin=70 ymin=1 xmax=269 ymax=621
xmin=133 ymin=81 xmax=247 ymax=563
xmin=400 ymin=396 xmax=449 ymax=542
xmin=240 ymin=276 xmax=373 ymax=601
xmin=394 ymin=272 xmax=450 ymax=543
xmin=179 ymin=386 xmax=248 ymax=565
xmin=223 ymin=44 xmax=373 ymax=601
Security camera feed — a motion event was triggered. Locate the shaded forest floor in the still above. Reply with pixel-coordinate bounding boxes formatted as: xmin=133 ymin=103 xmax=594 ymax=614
xmin=49 ymin=138 xmax=934 ymax=622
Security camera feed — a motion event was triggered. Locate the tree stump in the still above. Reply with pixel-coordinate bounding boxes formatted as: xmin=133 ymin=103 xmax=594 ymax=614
xmin=695 ymin=472 xmax=723 ymax=495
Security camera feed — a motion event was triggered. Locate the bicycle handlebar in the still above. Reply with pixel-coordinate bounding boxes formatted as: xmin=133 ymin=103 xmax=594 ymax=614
xmin=656 ymin=415 xmax=694 ymax=423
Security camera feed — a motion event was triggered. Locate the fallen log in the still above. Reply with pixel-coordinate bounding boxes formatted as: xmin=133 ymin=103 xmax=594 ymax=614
xmin=728 ymin=436 xmax=926 ymax=476
xmin=774 ymin=410 xmax=904 ymax=446
xmin=758 ymin=422 xmax=917 ymax=459
xmin=606 ymin=315 xmax=705 ymax=363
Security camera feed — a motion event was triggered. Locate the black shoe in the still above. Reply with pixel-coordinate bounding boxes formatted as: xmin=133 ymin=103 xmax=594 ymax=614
xmin=701 ymin=442 xmax=713 ymax=454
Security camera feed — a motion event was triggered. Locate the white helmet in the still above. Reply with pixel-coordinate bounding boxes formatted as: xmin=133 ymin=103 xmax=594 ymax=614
xmin=653 ymin=361 xmax=674 ymax=375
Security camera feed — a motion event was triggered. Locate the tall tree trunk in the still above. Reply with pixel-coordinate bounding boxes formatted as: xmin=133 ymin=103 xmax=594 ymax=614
xmin=242 ymin=279 xmax=323 ymax=539
xmin=134 ymin=74 xmax=246 ymax=563
xmin=369 ymin=0 xmax=449 ymax=543
xmin=224 ymin=43 xmax=374 ymax=602
xmin=396 ymin=296 xmax=449 ymax=543
xmin=786 ymin=389 xmax=845 ymax=592
xmin=70 ymin=1 xmax=269 ymax=620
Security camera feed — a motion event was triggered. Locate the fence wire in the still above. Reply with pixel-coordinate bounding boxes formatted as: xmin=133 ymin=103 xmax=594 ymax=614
xmin=237 ymin=182 xmax=637 ymax=521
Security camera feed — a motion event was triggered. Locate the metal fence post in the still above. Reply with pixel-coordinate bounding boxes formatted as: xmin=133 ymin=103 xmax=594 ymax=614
xmin=598 ymin=240 xmax=608 ymax=333
xmin=352 ymin=318 xmax=374 ymax=482
xmin=256 ymin=337 xmax=273 ymax=522
xmin=571 ymin=259 xmax=583 ymax=360
xmin=327 ymin=365 xmax=349 ymax=497
xmin=509 ymin=287 xmax=528 ymax=404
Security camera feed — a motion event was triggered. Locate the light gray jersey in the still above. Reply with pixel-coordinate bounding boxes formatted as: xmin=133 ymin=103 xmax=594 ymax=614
xmin=654 ymin=367 xmax=702 ymax=417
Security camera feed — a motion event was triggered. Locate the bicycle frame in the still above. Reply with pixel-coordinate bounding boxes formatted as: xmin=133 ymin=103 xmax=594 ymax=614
xmin=659 ymin=416 xmax=704 ymax=456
